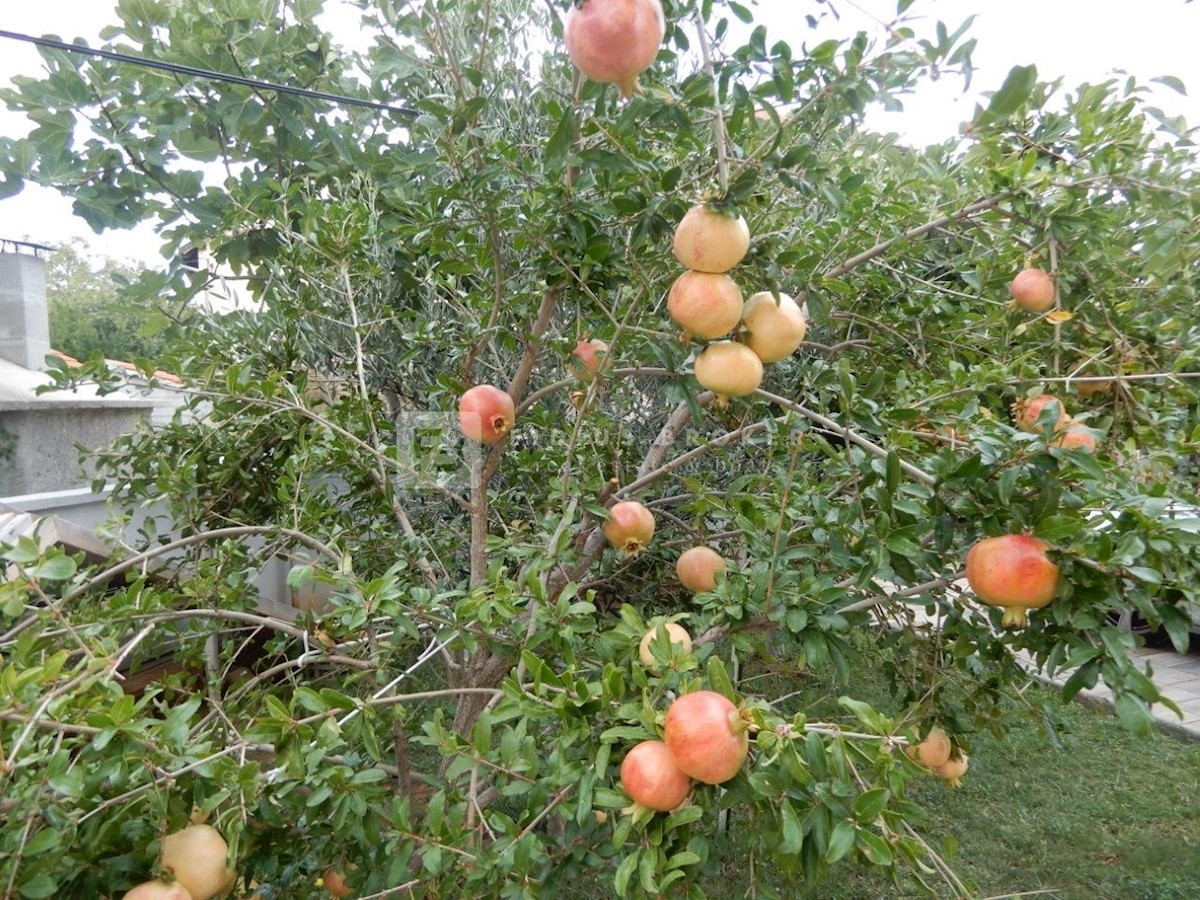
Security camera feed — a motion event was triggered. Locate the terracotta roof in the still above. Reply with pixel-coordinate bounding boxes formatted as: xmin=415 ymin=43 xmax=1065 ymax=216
xmin=48 ymin=348 xmax=184 ymax=386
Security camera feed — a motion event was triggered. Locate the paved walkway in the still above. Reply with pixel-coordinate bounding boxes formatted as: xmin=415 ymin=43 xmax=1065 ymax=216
xmin=1048 ymin=644 xmax=1200 ymax=740
xmin=898 ymin=597 xmax=1200 ymax=740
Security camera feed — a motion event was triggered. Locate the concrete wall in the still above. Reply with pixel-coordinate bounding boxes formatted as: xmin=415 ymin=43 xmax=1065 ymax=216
xmin=0 ymin=405 xmax=148 ymax=496
xmin=0 ymin=252 xmax=50 ymax=370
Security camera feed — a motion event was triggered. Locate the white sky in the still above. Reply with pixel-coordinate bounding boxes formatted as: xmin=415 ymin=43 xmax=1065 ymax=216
xmin=1 ymin=0 xmax=1197 ymax=265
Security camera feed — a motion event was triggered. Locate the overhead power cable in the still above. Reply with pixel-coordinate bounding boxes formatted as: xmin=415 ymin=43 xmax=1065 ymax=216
xmin=0 ymin=29 xmax=418 ymax=118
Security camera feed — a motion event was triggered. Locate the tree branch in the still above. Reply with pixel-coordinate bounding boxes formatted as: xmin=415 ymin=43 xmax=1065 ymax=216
xmin=822 ymin=196 xmax=1003 ymax=280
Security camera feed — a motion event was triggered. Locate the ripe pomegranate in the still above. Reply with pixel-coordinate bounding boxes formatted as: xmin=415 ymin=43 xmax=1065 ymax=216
xmin=564 ymin=0 xmax=665 ymax=97
xmin=1013 ymin=393 xmax=1068 ymax=432
xmin=458 ymin=384 xmax=516 ymax=444
xmin=638 ymin=621 xmax=692 ymax=667
xmin=1010 ymin=267 xmax=1056 ymax=312
xmin=603 ymin=500 xmax=655 ymax=554
xmin=1053 ymin=418 xmax=1097 ymax=452
xmin=668 ymin=270 xmax=744 ymax=340
xmin=620 ymin=740 xmax=691 ymax=812
xmin=932 ymin=753 xmax=969 ymax=788
xmin=570 ymin=338 xmax=609 ymax=382
xmin=663 ymin=690 xmax=749 ymax=785
xmin=161 ymin=823 xmax=233 ymax=900
xmin=675 ymin=546 xmax=726 ymax=593
xmin=693 ymin=341 xmax=763 ymax=404
xmin=906 ymin=726 xmax=952 ymax=769
xmin=672 ymin=204 xmax=750 ymax=273
xmin=323 ymin=868 xmax=353 ymax=898
xmin=741 ymin=291 xmax=807 ymax=363
xmin=122 ymin=882 xmax=193 ymax=900
xmin=965 ymin=534 xmax=1060 ymax=628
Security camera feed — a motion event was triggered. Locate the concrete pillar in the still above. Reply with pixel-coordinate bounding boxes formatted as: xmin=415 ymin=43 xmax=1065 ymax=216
xmin=0 ymin=251 xmax=51 ymax=370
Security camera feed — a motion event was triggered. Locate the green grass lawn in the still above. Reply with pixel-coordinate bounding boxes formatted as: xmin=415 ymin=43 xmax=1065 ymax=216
xmin=567 ymin=652 xmax=1200 ymax=899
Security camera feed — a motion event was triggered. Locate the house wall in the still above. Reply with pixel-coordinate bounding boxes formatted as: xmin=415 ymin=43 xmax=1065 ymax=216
xmin=0 ymin=405 xmax=148 ymax=496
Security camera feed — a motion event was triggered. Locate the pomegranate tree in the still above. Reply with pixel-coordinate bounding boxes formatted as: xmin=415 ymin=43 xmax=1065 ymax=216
xmin=675 ymin=546 xmax=726 ymax=593
xmin=620 ymin=740 xmax=691 ymax=812
xmin=965 ymin=534 xmax=1061 ymax=628
xmin=662 ymin=691 xmax=749 ymax=785
xmin=672 ymin=204 xmax=750 ymax=273
xmin=667 ymin=270 xmax=743 ymax=340
xmin=1010 ymin=267 xmax=1056 ymax=312
xmin=458 ymin=384 xmax=516 ymax=444
xmin=603 ymin=500 xmax=655 ymax=554
xmin=693 ymin=340 xmax=763 ymax=404
xmin=564 ymin=0 xmax=665 ymax=97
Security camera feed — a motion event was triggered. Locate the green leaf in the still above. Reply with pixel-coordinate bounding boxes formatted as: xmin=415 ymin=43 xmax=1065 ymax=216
xmin=856 ymin=829 xmax=895 ymax=866
xmin=1114 ymin=693 xmax=1153 ymax=737
xmin=614 ymin=850 xmax=639 ymax=897
xmin=1124 ymin=566 xmax=1162 ymax=585
xmin=23 ymin=829 xmax=61 ymax=855
xmin=854 ymin=788 xmax=891 ymax=823
xmin=728 ymin=2 xmax=753 ymax=23
xmin=17 ymin=873 xmax=58 ymax=899
xmin=826 ymin=820 xmax=856 ymax=863
xmin=665 ymin=805 xmax=705 ymax=829
xmin=779 ymin=801 xmax=803 ymax=856
xmin=1152 ymin=75 xmax=1187 ymax=95
xmin=666 ymin=850 xmax=702 ymax=869
xmin=706 ymin=656 xmax=737 ymax=701
xmin=28 ymin=556 xmax=77 ymax=581
xmin=977 ymin=64 xmax=1038 ymax=123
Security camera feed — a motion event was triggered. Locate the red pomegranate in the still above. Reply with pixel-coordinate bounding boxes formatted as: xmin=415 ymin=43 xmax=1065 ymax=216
xmin=603 ymin=500 xmax=655 ymax=554
xmin=570 ymin=338 xmax=610 ymax=382
xmin=1010 ymin=267 xmax=1056 ymax=312
xmin=1013 ymin=393 xmax=1068 ymax=433
xmin=564 ymin=0 xmax=666 ymax=97
xmin=1053 ymin=418 xmax=1097 ymax=452
xmin=663 ymin=690 xmax=748 ymax=785
xmin=323 ymin=868 xmax=353 ymax=898
xmin=458 ymin=384 xmax=516 ymax=444
xmin=620 ymin=740 xmax=691 ymax=812
xmin=965 ymin=534 xmax=1060 ymax=628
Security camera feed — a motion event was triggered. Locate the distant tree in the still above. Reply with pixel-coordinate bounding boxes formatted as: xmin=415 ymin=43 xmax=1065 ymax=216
xmin=43 ymin=239 xmax=172 ymax=362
